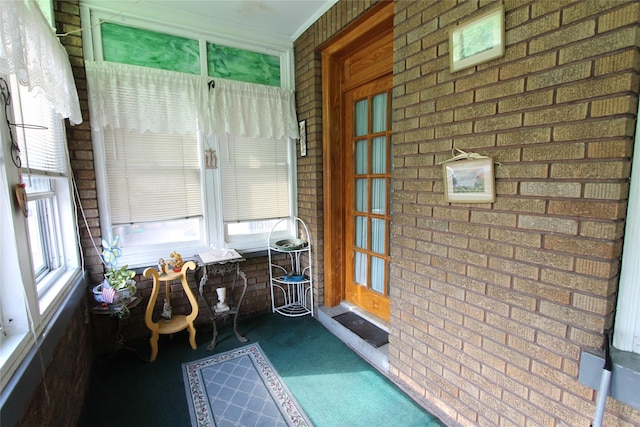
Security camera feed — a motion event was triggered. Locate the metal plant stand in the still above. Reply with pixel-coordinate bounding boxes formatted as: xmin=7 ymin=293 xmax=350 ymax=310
xmin=268 ymin=217 xmax=314 ymax=317
xmin=196 ymin=255 xmax=248 ymax=350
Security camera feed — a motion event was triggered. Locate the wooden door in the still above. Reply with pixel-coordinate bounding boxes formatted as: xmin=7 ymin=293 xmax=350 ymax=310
xmin=321 ymin=1 xmax=394 ymax=322
xmin=344 ymin=76 xmax=392 ymax=320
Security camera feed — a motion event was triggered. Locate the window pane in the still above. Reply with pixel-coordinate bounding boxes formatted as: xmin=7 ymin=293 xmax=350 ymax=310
xmin=115 ymin=218 xmax=202 ymax=247
xmin=355 ymin=179 xmax=367 ymax=212
xmin=354 ymin=99 xmax=368 ymax=137
xmin=27 ymin=200 xmax=46 ymax=276
xmin=372 ymin=93 xmax=387 ymax=133
xmin=355 ymin=139 xmax=367 ymax=174
xmin=372 ymin=178 xmax=386 ymax=214
xmin=11 ymin=79 xmax=67 ymax=175
xmin=104 ymin=130 xmax=202 ymax=225
xmin=372 ymin=137 xmax=386 ymax=174
xmin=354 ymin=251 xmax=367 ymax=286
xmin=219 ymin=136 xmax=290 ymax=222
xmin=355 ymin=216 xmax=367 ymax=249
xmin=371 ymin=218 xmax=386 ymax=255
xmin=226 ymin=218 xmax=286 ymax=236
xmin=25 ymin=177 xmax=61 ymax=286
xmin=370 ymin=256 xmax=385 ymax=293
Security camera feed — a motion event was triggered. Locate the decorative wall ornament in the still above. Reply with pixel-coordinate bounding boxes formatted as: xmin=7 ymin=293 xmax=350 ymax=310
xmin=449 ymin=5 xmax=505 ymax=72
xmin=440 ymin=149 xmax=495 ymax=203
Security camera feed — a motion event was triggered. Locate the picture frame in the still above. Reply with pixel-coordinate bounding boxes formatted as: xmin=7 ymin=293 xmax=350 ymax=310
xmin=449 ymin=5 xmax=505 ymax=73
xmin=442 ymin=158 xmax=495 ymax=203
xmin=298 ymin=120 xmax=307 ymax=157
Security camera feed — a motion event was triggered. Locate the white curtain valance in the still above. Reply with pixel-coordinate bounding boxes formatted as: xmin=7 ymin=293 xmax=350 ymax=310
xmin=86 ymin=61 xmax=298 ymax=140
xmin=85 ymin=61 xmax=206 ymax=135
xmin=0 ymin=0 xmax=82 ymax=125
xmin=205 ymin=78 xmax=299 ymax=140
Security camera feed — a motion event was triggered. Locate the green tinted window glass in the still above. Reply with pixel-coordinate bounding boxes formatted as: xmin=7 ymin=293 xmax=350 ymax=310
xmin=207 ymin=43 xmax=280 ymax=87
xmin=101 ymin=23 xmax=200 ymax=74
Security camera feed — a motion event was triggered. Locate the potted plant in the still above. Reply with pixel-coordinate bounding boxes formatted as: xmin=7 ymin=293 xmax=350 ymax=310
xmin=93 ymin=234 xmax=137 ymax=318
xmin=103 ymin=264 xmax=137 ymax=300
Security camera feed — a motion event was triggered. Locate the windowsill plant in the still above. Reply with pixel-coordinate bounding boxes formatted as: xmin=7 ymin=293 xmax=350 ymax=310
xmin=92 ymin=234 xmax=137 ymax=318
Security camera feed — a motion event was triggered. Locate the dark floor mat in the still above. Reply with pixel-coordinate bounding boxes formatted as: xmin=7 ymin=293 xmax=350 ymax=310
xmin=333 ymin=311 xmax=389 ymax=348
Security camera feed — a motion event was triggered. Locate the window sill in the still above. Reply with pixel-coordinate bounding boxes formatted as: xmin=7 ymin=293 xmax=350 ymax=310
xmin=579 ymin=347 xmax=640 ymax=410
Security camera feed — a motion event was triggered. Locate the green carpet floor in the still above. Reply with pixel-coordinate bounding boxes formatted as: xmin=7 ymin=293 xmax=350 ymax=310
xmin=78 ymin=313 xmax=444 ymax=427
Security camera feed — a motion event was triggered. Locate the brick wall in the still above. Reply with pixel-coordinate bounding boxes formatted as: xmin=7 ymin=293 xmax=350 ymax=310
xmin=295 ymin=0 xmax=640 ymax=426
xmin=391 ymin=0 xmax=639 ymax=425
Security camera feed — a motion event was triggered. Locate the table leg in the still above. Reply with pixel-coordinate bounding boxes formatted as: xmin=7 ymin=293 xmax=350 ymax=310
xmin=233 ymin=266 xmax=248 ymax=343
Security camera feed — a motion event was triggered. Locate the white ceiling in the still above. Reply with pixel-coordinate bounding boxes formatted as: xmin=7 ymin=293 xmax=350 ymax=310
xmin=83 ymin=0 xmax=338 ymax=45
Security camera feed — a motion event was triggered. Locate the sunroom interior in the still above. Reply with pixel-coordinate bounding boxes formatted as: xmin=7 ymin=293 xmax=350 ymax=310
xmin=2 ymin=1 xmax=640 ymax=426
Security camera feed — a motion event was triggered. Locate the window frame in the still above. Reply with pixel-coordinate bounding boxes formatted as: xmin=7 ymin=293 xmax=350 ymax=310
xmin=84 ymin=10 xmax=298 ymax=266
xmin=613 ymin=100 xmax=640 ymax=355
xmin=0 ymin=73 xmax=82 ymax=393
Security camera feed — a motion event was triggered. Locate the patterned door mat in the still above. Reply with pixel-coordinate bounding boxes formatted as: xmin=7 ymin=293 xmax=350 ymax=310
xmin=183 ymin=343 xmax=312 ymax=427
xmin=333 ymin=311 xmax=389 ymax=348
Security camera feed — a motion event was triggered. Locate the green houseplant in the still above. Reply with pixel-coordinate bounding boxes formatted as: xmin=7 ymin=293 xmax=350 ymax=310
xmin=93 ymin=234 xmax=137 ymax=318
xmin=104 ymin=264 xmax=136 ymax=299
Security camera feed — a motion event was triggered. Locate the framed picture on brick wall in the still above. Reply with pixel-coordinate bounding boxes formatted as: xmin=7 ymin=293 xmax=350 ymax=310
xmin=449 ymin=5 xmax=505 ymax=72
xmin=443 ymin=158 xmax=495 ymax=203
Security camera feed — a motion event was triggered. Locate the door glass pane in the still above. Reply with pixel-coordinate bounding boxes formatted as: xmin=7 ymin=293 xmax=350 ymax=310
xmin=354 ymin=99 xmax=368 ymax=137
xmin=370 ymin=256 xmax=385 ymax=293
xmin=355 ymin=216 xmax=367 ymax=249
xmin=372 ymin=178 xmax=386 ymax=214
xmin=355 ymin=139 xmax=368 ymax=174
xmin=354 ymin=251 xmax=367 ymax=286
xmin=371 ymin=218 xmax=386 ymax=254
xmin=355 ymin=179 xmax=367 ymax=212
xmin=372 ymin=136 xmax=386 ymax=174
xmin=372 ymin=93 xmax=387 ymax=133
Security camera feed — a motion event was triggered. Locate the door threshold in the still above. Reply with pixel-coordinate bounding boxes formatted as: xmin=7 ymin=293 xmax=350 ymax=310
xmin=317 ymin=302 xmax=389 ymax=374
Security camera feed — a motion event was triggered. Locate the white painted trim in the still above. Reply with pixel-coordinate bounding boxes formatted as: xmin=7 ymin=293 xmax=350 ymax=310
xmin=613 ymin=101 xmax=640 ymax=353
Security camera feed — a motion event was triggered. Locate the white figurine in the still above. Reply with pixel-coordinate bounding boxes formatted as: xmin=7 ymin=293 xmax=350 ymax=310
xmin=215 ymin=287 xmax=230 ymax=312
xmin=161 ymin=298 xmax=172 ymax=321
xmin=158 ymin=258 xmax=167 ymax=276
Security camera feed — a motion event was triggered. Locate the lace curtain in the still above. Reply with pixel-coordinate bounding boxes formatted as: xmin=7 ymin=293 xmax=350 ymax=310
xmin=205 ymin=78 xmax=299 ymax=140
xmin=86 ymin=61 xmax=298 ymax=140
xmin=85 ymin=61 xmax=206 ymax=135
xmin=0 ymin=0 xmax=82 ymax=125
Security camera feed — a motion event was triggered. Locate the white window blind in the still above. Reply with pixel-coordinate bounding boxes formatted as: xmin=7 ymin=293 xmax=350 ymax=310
xmin=219 ymin=135 xmax=290 ymax=223
xmin=104 ymin=129 xmax=202 ymax=225
xmin=13 ymin=81 xmax=67 ymax=176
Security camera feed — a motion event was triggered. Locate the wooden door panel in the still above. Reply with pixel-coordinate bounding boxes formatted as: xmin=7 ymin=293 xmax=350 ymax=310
xmin=321 ymin=1 xmax=394 ymax=318
xmin=344 ymin=75 xmax=392 ymax=321
xmin=342 ymin=31 xmax=393 ymax=90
